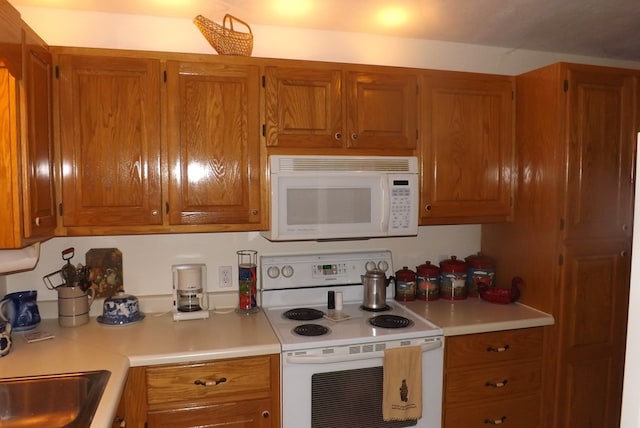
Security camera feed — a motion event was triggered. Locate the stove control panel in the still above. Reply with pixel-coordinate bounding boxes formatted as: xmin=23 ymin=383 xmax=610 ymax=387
xmin=261 ymin=250 xmax=393 ymax=291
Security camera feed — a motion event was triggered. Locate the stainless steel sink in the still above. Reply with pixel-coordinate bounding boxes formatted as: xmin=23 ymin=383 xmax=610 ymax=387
xmin=0 ymin=370 xmax=110 ymax=428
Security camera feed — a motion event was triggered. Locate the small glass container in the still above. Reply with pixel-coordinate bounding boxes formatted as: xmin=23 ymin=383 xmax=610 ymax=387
xmin=236 ymin=250 xmax=259 ymax=314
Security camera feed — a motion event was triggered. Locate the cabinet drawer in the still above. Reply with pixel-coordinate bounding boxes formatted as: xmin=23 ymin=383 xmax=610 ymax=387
xmin=147 ymin=398 xmax=273 ymax=428
xmin=445 ymin=359 xmax=541 ymax=404
xmin=444 ymin=393 xmax=541 ymax=428
xmin=446 ymin=327 xmax=543 ymax=369
xmin=146 ymin=355 xmax=273 ymax=406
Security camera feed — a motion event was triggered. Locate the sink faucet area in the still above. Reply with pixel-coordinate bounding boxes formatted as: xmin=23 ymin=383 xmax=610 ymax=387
xmin=0 ymin=370 xmax=110 ymax=428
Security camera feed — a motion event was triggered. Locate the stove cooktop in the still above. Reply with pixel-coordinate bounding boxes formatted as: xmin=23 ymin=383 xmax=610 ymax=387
xmin=263 ymin=302 xmax=442 ymax=351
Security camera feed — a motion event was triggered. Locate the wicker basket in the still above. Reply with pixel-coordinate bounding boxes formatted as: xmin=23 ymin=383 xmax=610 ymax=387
xmin=194 ymin=14 xmax=253 ymax=56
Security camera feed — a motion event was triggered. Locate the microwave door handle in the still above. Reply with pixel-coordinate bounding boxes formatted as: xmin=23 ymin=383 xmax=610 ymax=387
xmin=380 ymin=177 xmax=390 ymax=232
xmin=285 ymin=341 xmax=442 ymax=364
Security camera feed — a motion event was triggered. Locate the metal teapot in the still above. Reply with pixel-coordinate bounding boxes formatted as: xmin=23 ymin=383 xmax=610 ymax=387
xmin=361 ymin=269 xmax=395 ymax=310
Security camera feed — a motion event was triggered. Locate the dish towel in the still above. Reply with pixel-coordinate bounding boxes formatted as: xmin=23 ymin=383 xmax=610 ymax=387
xmin=382 ymin=345 xmax=423 ymax=421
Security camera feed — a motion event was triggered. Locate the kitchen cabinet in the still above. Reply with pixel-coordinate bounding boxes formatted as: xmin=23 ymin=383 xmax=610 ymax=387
xmin=56 ymin=52 xmax=163 ymax=230
xmin=420 ymin=70 xmax=514 ymax=224
xmin=264 ymin=63 xmax=418 ymax=154
xmin=120 ymin=354 xmax=280 ymax=428
xmin=165 ymin=60 xmax=263 ymax=228
xmin=443 ymin=327 xmax=544 ymax=428
xmin=0 ymin=9 xmax=55 ymax=248
xmin=481 ymin=63 xmax=637 ymax=428
xmin=54 ymin=48 xmax=265 ymax=234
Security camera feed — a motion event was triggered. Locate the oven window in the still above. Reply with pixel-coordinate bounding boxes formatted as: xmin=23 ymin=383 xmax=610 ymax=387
xmin=311 ymin=366 xmax=417 ymax=428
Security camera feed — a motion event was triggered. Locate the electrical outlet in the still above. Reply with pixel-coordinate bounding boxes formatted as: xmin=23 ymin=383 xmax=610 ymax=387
xmin=219 ymin=266 xmax=232 ymax=288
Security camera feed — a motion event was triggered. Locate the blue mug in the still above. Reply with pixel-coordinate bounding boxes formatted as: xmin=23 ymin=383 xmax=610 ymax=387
xmin=0 ymin=320 xmax=11 ymax=357
xmin=0 ymin=290 xmax=41 ymax=332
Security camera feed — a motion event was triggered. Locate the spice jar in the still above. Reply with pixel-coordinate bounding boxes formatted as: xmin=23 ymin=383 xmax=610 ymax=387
xmin=394 ymin=266 xmax=416 ymax=302
xmin=439 ymin=256 xmax=468 ymax=300
xmin=465 ymin=252 xmax=496 ymax=298
xmin=416 ymin=261 xmax=440 ymax=301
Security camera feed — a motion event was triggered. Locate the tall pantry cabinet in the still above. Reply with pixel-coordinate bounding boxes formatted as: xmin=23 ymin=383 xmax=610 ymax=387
xmin=482 ymin=63 xmax=638 ymax=428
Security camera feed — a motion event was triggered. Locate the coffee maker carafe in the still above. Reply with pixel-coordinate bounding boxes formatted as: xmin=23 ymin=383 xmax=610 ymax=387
xmin=172 ymin=264 xmax=209 ymax=321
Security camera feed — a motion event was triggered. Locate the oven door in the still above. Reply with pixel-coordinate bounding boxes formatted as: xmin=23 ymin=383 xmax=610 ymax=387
xmin=281 ymin=337 xmax=443 ymax=428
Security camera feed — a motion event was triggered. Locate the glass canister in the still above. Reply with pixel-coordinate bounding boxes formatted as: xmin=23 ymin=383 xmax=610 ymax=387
xmin=465 ymin=252 xmax=496 ymax=298
xmin=236 ymin=250 xmax=259 ymax=314
xmin=416 ymin=261 xmax=440 ymax=301
xmin=439 ymin=256 xmax=468 ymax=300
xmin=394 ymin=266 xmax=416 ymax=302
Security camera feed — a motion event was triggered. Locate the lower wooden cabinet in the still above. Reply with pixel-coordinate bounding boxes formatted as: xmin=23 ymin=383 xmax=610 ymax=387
xmin=119 ymin=354 xmax=280 ymax=428
xmin=443 ymin=327 xmax=544 ymax=428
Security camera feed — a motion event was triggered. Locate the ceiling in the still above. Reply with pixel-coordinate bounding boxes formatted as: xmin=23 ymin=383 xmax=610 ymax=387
xmin=10 ymin=0 xmax=640 ymax=62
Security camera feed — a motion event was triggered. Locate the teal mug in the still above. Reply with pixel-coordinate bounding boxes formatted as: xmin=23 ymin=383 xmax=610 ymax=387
xmin=0 ymin=290 xmax=41 ymax=332
xmin=0 ymin=320 xmax=11 ymax=357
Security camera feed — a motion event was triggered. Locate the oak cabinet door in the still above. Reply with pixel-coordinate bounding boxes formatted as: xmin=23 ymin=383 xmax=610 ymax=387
xmin=345 ymin=70 xmax=418 ymax=150
xmin=57 ymin=54 xmax=162 ymax=227
xmin=22 ymin=29 xmax=56 ymax=240
xmin=564 ymin=67 xmax=635 ymax=240
xmin=421 ymin=71 xmax=514 ymax=224
xmin=166 ymin=61 xmax=262 ymax=227
xmin=557 ymin=239 xmax=630 ymax=428
xmin=264 ymin=65 xmax=343 ymax=149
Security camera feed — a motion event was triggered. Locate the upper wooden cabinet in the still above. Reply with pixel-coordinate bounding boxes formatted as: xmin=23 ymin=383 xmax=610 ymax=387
xmin=22 ymin=26 xmax=56 ymax=241
xmin=57 ymin=53 xmax=162 ymax=229
xmin=165 ymin=60 xmax=263 ymax=228
xmin=420 ymin=70 xmax=514 ymax=224
xmin=0 ymin=15 xmax=55 ymax=248
xmin=264 ymin=64 xmax=418 ymax=154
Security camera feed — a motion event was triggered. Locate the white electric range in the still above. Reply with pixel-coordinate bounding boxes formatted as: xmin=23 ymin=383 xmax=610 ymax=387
xmin=260 ymin=250 xmax=444 ymax=428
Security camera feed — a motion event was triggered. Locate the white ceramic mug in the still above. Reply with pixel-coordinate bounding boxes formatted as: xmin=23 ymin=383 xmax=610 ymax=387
xmin=57 ymin=286 xmax=96 ymax=327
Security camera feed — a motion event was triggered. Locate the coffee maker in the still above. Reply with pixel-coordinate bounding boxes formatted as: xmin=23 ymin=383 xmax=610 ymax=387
xmin=172 ymin=264 xmax=209 ymax=321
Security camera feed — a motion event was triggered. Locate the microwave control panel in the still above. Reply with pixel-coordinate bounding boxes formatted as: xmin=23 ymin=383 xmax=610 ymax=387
xmin=389 ymin=177 xmax=416 ymax=231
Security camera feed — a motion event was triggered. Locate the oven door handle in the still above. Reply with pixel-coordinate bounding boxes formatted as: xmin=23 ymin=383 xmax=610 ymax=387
xmin=285 ymin=340 xmax=442 ymax=364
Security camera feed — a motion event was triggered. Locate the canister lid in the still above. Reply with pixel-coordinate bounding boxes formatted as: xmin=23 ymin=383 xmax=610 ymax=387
xmin=465 ymin=252 xmax=496 ymax=268
xmin=395 ymin=266 xmax=416 ymax=281
xmin=416 ymin=261 xmax=439 ymax=276
xmin=439 ymin=255 xmax=467 ymax=272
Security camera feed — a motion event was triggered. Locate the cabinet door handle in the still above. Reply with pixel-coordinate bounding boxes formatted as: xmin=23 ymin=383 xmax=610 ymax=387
xmin=194 ymin=377 xmax=227 ymax=386
xmin=487 ymin=345 xmax=510 ymax=353
xmin=485 ymin=379 xmax=509 ymax=388
xmin=34 ymin=217 xmax=41 ymax=227
xmin=151 ymin=209 xmax=160 ymax=216
xmin=334 ymin=132 xmax=342 ymax=140
xmin=484 ymin=416 xmax=507 ymax=425
xmin=351 ymin=133 xmax=359 ymax=141
xmin=261 ymin=410 xmax=270 ymax=418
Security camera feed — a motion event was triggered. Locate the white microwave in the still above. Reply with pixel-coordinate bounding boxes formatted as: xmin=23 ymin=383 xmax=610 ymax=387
xmin=261 ymin=155 xmax=419 ymax=241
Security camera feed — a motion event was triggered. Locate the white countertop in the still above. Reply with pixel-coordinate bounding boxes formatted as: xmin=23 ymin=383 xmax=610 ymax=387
xmin=402 ymin=298 xmax=554 ymax=336
xmin=0 ymin=309 xmax=281 ymax=428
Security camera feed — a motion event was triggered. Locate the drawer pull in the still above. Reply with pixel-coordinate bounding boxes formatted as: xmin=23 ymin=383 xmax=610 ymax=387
xmin=194 ymin=377 xmax=227 ymax=387
xmin=485 ymin=379 xmax=509 ymax=388
xmin=484 ymin=416 xmax=507 ymax=425
xmin=487 ymin=345 xmax=510 ymax=353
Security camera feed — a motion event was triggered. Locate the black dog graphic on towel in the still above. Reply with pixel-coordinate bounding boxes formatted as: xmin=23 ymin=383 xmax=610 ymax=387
xmin=400 ymin=379 xmax=409 ymax=402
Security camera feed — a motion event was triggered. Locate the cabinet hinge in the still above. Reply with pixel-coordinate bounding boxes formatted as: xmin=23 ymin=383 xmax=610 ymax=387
xmin=416 ymin=84 xmax=419 ymax=96
xmin=262 ymin=124 xmax=266 ymax=137
xmin=163 ymin=70 xmax=167 ymax=83
xmin=512 ymin=90 xmax=515 ymax=100
xmin=416 ymin=129 xmax=419 ymax=140
xmin=54 ymin=65 xmax=59 ymax=79
xmin=559 ymin=254 xmax=564 ymax=266
xmin=262 ymin=75 xmax=266 ymax=87
xmin=563 ymin=80 xmax=569 ymax=92
xmin=559 ymin=218 xmax=565 ymax=230
xmin=165 ymin=202 xmax=169 ymax=214
xmin=58 ymin=203 xmax=63 ymax=216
